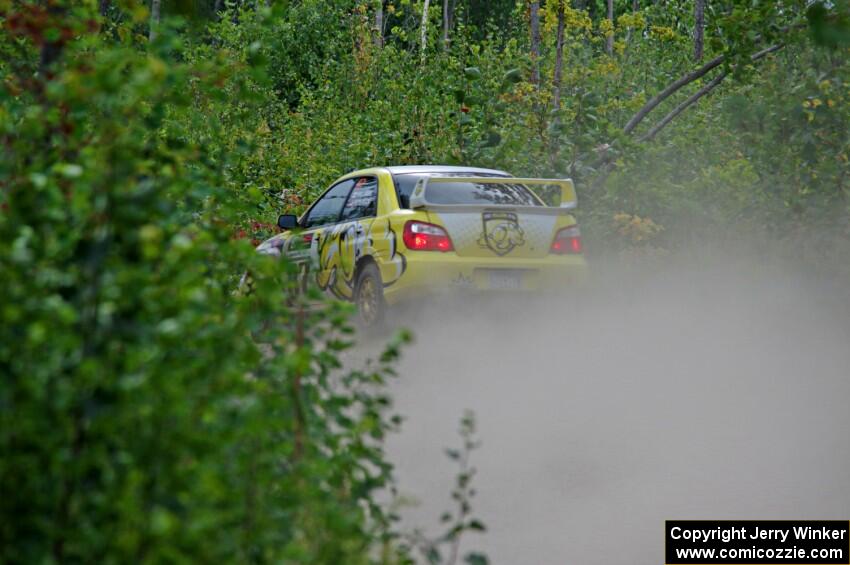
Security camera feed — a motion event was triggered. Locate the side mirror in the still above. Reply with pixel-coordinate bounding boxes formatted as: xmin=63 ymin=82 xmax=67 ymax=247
xmin=277 ymin=214 xmax=298 ymax=230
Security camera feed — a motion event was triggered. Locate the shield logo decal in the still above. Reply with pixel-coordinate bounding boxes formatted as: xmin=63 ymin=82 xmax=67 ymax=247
xmin=478 ymin=211 xmax=526 ymax=256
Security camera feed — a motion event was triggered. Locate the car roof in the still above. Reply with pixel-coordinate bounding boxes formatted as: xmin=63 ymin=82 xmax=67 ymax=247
xmin=384 ymin=165 xmax=511 ymax=176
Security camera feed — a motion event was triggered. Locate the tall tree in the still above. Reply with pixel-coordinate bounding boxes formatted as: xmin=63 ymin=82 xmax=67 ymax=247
xmin=550 ymin=0 xmax=567 ymax=165
xmin=420 ymin=0 xmax=431 ymax=58
xmin=530 ymin=1 xmax=541 ymax=85
xmin=443 ymin=0 xmax=452 ymax=49
xmin=694 ymin=0 xmax=705 ymax=60
xmin=606 ymin=0 xmax=614 ymax=55
xmin=552 ymin=0 xmax=566 ymax=112
xmin=149 ymin=0 xmax=161 ymax=42
xmin=375 ymin=0 xmax=384 ymax=47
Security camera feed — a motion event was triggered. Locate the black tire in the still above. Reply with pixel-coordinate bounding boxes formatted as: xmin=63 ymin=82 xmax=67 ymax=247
xmin=353 ymin=262 xmax=386 ymax=330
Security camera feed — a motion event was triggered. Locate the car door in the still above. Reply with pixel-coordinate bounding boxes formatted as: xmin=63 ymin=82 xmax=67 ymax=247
xmin=330 ymin=176 xmax=379 ymax=298
xmin=287 ymin=179 xmax=355 ymax=292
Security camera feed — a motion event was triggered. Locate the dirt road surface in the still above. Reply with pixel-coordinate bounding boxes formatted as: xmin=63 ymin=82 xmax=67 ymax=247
xmin=380 ymin=254 xmax=850 ymax=564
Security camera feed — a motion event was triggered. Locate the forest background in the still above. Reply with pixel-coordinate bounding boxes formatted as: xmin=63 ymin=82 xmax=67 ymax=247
xmin=1 ymin=0 xmax=848 ymax=563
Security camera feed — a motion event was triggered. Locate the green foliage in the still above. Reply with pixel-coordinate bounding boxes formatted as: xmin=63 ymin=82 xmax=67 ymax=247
xmin=209 ymin=0 xmax=848 ymax=266
xmin=265 ymin=0 xmax=357 ymax=109
xmin=808 ymin=0 xmax=850 ymax=48
xmin=0 ymin=2 xmax=413 ymax=562
xmin=2 ymin=0 xmax=849 ymax=560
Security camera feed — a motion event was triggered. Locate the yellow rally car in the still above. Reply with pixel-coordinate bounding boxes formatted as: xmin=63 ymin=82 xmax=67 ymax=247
xmin=256 ymin=166 xmax=587 ymax=326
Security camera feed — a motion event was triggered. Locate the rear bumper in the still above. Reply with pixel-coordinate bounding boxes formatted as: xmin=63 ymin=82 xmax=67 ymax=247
xmin=381 ymin=252 xmax=588 ymax=306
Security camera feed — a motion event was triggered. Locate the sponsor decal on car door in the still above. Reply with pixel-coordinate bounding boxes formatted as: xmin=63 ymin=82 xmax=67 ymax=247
xmin=314 ymin=177 xmax=378 ymax=299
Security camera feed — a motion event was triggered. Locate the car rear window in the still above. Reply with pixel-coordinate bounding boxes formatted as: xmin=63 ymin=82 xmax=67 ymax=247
xmin=392 ymin=172 xmax=540 ymax=209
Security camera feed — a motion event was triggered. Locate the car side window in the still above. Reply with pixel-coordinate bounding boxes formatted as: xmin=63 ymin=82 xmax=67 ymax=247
xmin=302 ymin=179 xmax=355 ymax=228
xmin=340 ymin=177 xmax=378 ymax=222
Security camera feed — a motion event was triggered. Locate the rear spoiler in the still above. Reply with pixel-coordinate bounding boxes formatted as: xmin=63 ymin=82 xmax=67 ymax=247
xmin=409 ymin=176 xmax=577 ymax=214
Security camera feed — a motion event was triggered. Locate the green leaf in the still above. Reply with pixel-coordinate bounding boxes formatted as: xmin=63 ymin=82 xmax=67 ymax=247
xmin=502 ymin=68 xmax=522 ymax=84
xmin=54 ymin=163 xmax=83 ymax=178
xmin=467 ymin=519 xmax=486 ymax=532
xmin=465 ymin=552 xmax=489 ymax=565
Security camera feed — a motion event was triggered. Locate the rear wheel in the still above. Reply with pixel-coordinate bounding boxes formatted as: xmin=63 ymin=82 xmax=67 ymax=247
xmin=354 ymin=262 xmax=385 ymax=329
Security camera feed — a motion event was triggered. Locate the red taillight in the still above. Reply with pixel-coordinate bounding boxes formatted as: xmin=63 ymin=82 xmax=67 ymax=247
xmin=403 ymin=220 xmax=454 ymax=252
xmin=550 ymin=225 xmax=582 ymax=254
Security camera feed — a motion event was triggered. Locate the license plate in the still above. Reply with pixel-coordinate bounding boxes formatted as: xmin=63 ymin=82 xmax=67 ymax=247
xmin=488 ymin=270 xmax=523 ymax=290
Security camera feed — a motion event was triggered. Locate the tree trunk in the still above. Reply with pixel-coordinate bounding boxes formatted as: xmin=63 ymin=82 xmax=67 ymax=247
xmin=420 ymin=0 xmax=431 ymax=58
xmin=552 ymin=0 xmax=566 ymax=112
xmin=694 ymin=0 xmax=705 ymax=61
xmin=443 ymin=0 xmax=452 ymax=49
xmin=530 ymin=1 xmax=541 ymax=86
xmin=549 ymin=0 xmax=567 ymax=165
xmin=149 ymin=0 xmax=161 ymax=42
xmin=375 ymin=1 xmax=384 ymax=47
xmin=606 ymin=0 xmax=614 ymax=55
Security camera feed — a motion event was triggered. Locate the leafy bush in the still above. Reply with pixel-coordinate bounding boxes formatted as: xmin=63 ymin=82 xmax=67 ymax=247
xmin=0 ymin=4 xmax=411 ymax=562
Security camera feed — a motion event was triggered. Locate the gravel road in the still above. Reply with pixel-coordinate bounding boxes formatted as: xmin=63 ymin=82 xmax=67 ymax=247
xmin=380 ymin=255 xmax=850 ymax=564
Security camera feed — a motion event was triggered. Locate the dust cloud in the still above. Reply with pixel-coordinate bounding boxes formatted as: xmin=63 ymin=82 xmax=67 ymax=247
xmin=377 ymin=244 xmax=850 ymax=564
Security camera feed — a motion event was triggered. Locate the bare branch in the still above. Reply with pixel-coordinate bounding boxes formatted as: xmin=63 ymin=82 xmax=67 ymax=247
xmin=623 ymin=54 xmax=724 ymax=134
xmin=623 ymin=42 xmax=784 ymax=135
xmin=581 ymin=41 xmax=787 ymax=189
xmin=751 ymin=43 xmax=784 ymax=61
xmin=640 ymin=71 xmax=727 ymax=141
xmin=640 ymin=43 xmax=784 ymax=141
